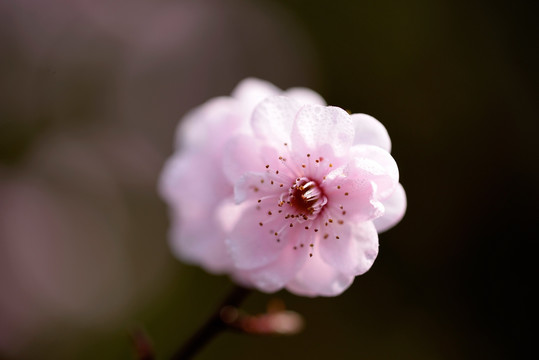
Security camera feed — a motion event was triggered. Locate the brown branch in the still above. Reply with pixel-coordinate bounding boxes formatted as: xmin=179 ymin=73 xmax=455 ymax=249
xmin=170 ymin=285 xmax=252 ymax=360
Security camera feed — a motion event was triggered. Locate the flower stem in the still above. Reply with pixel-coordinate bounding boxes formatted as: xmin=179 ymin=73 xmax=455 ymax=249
xmin=171 ymin=285 xmax=252 ymax=360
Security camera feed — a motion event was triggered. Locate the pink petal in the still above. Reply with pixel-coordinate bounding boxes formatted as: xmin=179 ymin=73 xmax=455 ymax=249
xmin=241 ymin=226 xmax=311 ymax=292
xmin=223 ymin=135 xmax=282 ymax=184
xmin=283 ymin=88 xmax=327 ymax=106
xmin=251 ymin=96 xmax=302 ymax=148
xmin=159 ymin=152 xmax=230 ymax=220
xmin=373 ymin=182 xmax=407 ymax=233
xmin=168 ymin=210 xmax=232 ymax=274
xmin=226 ymin=201 xmax=289 ymax=269
xmin=323 ymin=167 xmax=383 ymax=222
xmin=215 ymin=197 xmax=251 ymax=234
xmin=286 ymin=246 xmax=355 ymax=297
xmin=319 ymin=221 xmax=379 ymax=276
xmin=175 ymin=97 xmax=240 ymax=149
xmin=349 ymin=144 xmax=399 ymax=199
xmin=231 ymin=77 xmax=281 ymax=111
xmin=234 ymin=171 xmax=286 ymax=204
xmin=350 ymin=113 xmax=391 ymax=152
xmin=291 ymin=105 xmax=354 ymax=157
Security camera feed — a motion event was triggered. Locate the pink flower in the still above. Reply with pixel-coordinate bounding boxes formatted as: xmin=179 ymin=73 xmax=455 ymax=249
xmin=160 ymin=79 xmax=406 ymax=297
xmin=222 ymin=96 xmax=406 ymax=296
xmin=159 ymin=78 xmax=325 ymax=274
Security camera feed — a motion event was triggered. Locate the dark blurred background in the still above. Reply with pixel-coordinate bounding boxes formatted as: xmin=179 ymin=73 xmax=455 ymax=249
xmin=1 ymin=0 xmax=536 ymax=359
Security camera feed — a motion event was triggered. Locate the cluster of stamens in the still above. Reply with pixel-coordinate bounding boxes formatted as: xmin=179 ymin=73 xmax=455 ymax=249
xmin=288 ymin=178 xmax=327 ymax=219
xmin=253 ymin=147 xmax=350 ymax=258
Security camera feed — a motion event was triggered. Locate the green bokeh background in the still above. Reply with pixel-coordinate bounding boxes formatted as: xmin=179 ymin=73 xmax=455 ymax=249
xmin=1 ymin=0 xmax=536 ymax=359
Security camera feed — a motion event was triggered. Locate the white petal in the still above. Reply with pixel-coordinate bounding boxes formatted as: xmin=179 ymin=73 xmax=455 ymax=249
xmin=349 ymin=144 xmax=399 ymax=199
xmin=251 ymin=96 xmax=302 ymax=147
xmin=350 ymin=113 xmax=391 ymax=152
xmin=284 ymin=88 xmax=327 ymax=106
xmin=291 ymin=104 xmax=354 ymax=157
xmin=373 ymin=182 xmax=407 ymax=233
xmin=231 ymin=77 xmax=281 ymax=111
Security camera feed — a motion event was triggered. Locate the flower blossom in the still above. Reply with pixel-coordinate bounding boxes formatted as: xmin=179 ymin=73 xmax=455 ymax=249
xmin=160 ymin=79 xmax=406 ymax=297
xmin=159 ymin=78 xmax=326 ymax=273
xmin=222 ymin=96 xmax=406 ymax=296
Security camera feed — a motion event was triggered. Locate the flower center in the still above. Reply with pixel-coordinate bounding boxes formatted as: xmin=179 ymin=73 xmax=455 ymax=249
xmin=288 ymin=177 xmax=327 ymax=219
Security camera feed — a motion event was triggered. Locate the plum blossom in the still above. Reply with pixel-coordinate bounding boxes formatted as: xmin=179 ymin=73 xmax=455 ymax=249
xmin=159 ymin=78 xmax=325 ymax=274
xmin=160 ymin=79 xmax=406 ymax=297
xmin=222 ymin=96 xmax=406 ymax=296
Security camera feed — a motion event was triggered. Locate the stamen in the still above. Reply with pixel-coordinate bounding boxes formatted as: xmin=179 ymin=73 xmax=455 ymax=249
xmin=287 ymin=177 xmax=327 ymax=219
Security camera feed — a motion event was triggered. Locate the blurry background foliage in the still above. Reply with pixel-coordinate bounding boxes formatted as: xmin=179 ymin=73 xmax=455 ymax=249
xmin=0 ymin=0 xmax=536 ymax=359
